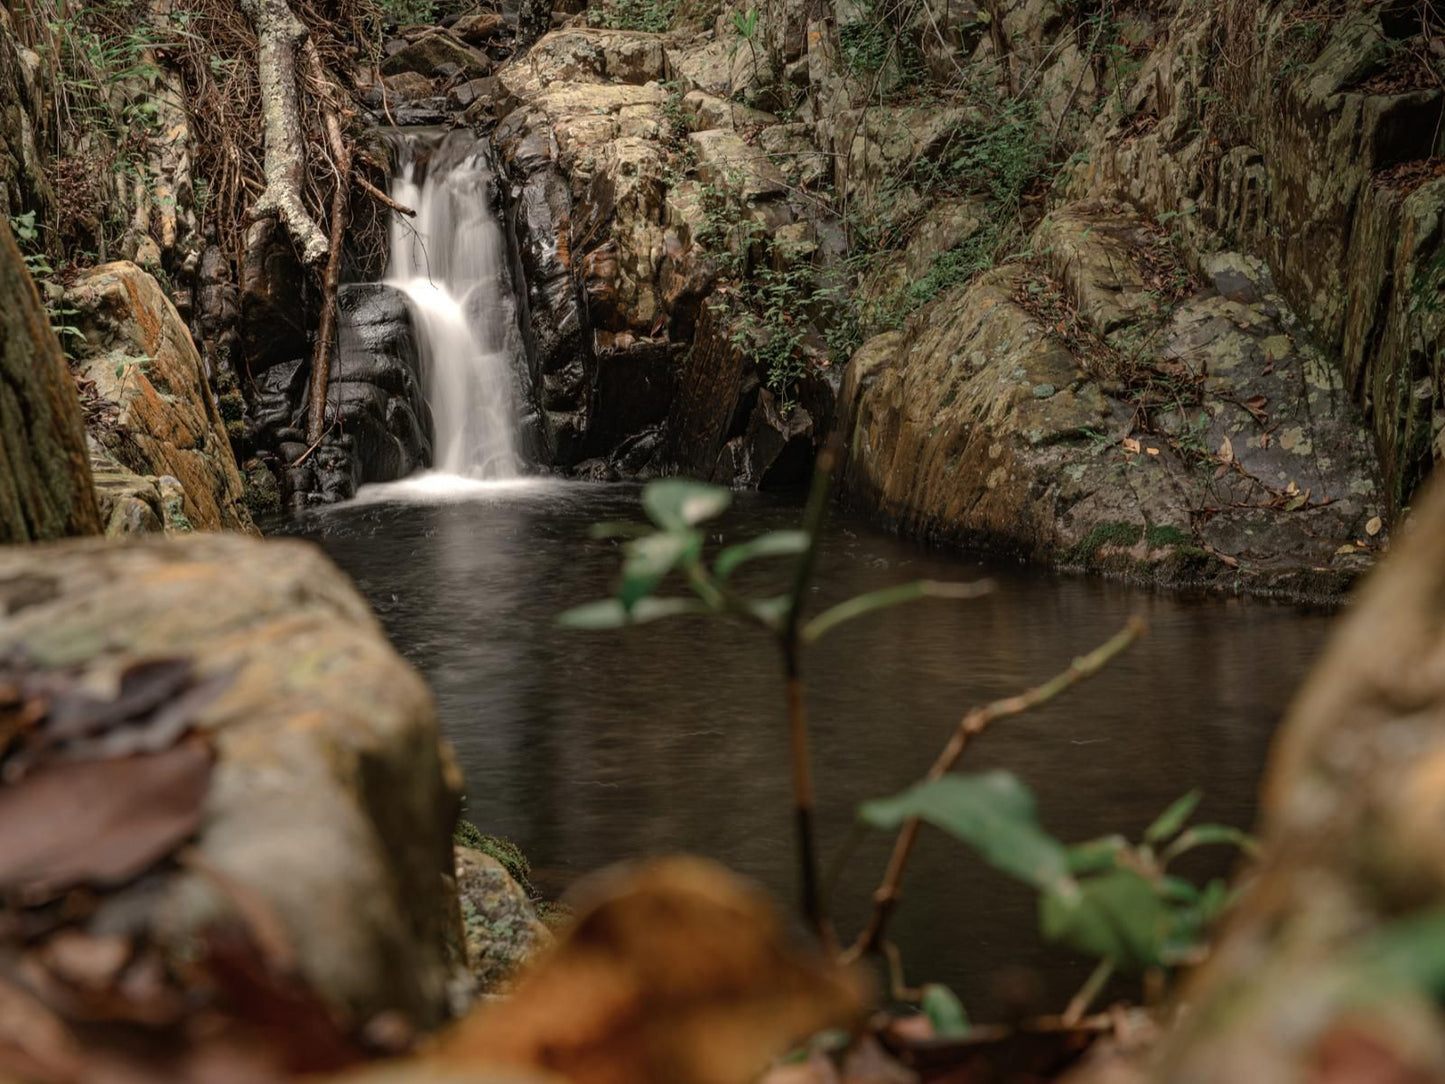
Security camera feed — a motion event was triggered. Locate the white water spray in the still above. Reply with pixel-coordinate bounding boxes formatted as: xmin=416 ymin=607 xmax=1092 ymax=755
xmin=386 ymin=134 xmax=520 ymax=479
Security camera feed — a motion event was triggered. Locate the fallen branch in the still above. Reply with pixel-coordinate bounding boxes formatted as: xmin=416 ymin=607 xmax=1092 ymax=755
xmin=355 ymin=174 xmax=414 ymax=217
xmin=844 ymin=616 xmax=1148 ymax=962
xmin=241 ymin=0 xmax=329 ymax=265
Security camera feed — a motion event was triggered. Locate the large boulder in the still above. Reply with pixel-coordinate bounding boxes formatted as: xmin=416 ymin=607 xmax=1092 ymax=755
xmin=0 ymin=532 xmax=461 ymax=1032
xmin=842 ymin=202 xmax=1385 ymax=599
xmin=382 ymin=29 xmax=492 ymax=80
xmin=0 ymin=216 xmax=100 ymax=542
xmin=64 ymin=261 xmax=255 ymax=533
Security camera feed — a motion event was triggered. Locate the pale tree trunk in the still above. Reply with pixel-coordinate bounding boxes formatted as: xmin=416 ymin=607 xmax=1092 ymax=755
xmin=0 ymin=217 xmax=101 ymax=542
xmin=241 ymin=0 xmax=328 ymax=266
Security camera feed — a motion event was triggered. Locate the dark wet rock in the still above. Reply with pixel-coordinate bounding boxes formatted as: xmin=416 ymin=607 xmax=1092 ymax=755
xmin=240 ymin=217 xmax=308 ymax=377
xmin=248 ymin=285 xmax=432 ymax=511
xmin=381 ymin=29 xmax=491 ymax=81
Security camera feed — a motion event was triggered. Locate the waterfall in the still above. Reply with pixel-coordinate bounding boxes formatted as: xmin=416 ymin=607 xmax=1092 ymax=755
xmin=386 ymin=131 xmax=521 ymax=480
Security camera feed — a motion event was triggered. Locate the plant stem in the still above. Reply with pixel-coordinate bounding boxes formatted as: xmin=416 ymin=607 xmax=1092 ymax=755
xmin=782 ymin=444 xmax=838 ymax=947
xmin=844 ymin=616 xmax=1148 ymax=962
xmin=1062 ymin=957 xmax=1114 ymax=1026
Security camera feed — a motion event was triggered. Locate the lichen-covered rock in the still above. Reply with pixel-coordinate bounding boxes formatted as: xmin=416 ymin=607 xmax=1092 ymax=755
xmin=456 ymin=847 xmax=552 ymax=995
xmin=64 ymin=261 xmax=255 ymax=533
xmin=0 ymin=533 xmax=461 ymax=1031
xmin=843 ymin=202 xmax=1385 ymax=599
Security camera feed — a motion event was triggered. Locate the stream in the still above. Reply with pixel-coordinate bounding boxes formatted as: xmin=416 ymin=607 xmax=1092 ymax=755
xmin=283 ymin=476 xmax=1332 ymax=1019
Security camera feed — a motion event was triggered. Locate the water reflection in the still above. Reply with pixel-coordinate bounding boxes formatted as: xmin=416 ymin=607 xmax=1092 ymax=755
xmin=284 ymin=483 xmax=1333 ymax=1018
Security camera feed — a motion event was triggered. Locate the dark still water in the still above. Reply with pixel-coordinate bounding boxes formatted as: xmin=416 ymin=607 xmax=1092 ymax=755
xmin=282 ymin=476 xmax=1334 ymax=1019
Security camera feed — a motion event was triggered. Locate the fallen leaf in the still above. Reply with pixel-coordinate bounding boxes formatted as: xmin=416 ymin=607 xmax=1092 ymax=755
xmin=1218 ymin=436 xmax=1234 ymax=463
xmin=0 ymin=736 xmax=213 ymax=903
xmin=1366 ymin=516 xmax=1383 ymax=536
xmin=438 ymin=858 xmax=865 ymax=1084
xmin=1285 ymin=489 xmax=1311 ymax=512
xmin=1285 ymin=480 xmax=1299 ymax=496
xmin=1146 ymin=447 xmax=1160 ymax=456
xmin=1122 ymin=438 xmax=1141 ymax=455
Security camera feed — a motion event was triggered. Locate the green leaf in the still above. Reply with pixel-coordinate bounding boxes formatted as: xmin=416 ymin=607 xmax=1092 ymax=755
xmin=619 ymin=529 xmax=701 ymax=609
xmin=1039 ymin=869 xmax=1172 ymax=972
xmin=1067 ymin=835 xmax=1127 ymax=875
xmin=641 ymin=479 xmax=731 ymax=529
xmin=920 ymin=984 xmax=969 ymax=1038
xmin=557 ymin=596 xmax=707 ymax=629
xmin=803 ymin=579 xmax=991 ymax=642
xmin=1161 ymin=823 xmax=1257 ymax=864
xmin=713 ymin=530 xmax=808 ymax=578
xmin=1144 ymin=789 xmax=1201 ymax=844
xmin=860 ymin=772 xmax=1070 ymax=891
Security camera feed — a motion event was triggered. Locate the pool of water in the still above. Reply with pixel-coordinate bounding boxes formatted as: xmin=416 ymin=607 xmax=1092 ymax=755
xmin=281 ymin=475 xmax=1334 ymax=1019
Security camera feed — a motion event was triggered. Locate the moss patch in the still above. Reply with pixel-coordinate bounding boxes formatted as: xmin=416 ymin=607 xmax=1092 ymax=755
xmin=1068 ymin=521 xmax=1143 ymax=562
xmin=1146 ymin=524 xmax=1192 ymax=548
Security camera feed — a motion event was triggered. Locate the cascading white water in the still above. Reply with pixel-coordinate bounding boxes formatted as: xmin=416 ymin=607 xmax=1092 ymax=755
xmin=386 ymin=134 xmax=520 ymax=479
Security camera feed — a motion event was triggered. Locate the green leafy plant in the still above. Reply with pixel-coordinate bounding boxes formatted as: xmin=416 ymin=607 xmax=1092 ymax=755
xmin=559 ymin=461 xmax=992 ymax=936
xmin=861 ymin=778 xmax=1254 ymax=1016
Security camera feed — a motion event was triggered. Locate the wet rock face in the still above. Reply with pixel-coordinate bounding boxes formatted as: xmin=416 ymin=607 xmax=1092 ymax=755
xmin=250 ymin=283 xmax=433 ymax=511
xmin=490 ymin=23 xmax=839 ymax=480
xmin=843 ymin=203 xmax=1386 ymax=598
xmin=0 ymin=533 xmax=461 ymax=1031
xmin=64 ymin=261 xmax=255 ymax=534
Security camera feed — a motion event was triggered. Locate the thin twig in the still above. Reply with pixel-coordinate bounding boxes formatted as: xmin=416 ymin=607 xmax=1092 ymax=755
xmin=1062 ymin=956 xmax=1114 ymax=1026
xmin=844 ymin=615 xmax=1148 ymax=962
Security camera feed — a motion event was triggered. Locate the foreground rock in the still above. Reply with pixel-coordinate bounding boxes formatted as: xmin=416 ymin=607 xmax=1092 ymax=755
xmin=0 ymin=216 xmax=99 ymax=543
xmin=0 ymin=533 xmax=459 ymax=1031
xmin=64 ymin=261 xmax=255 ymax=533
xmin=455 ymin=846 xmax=552 ymax=995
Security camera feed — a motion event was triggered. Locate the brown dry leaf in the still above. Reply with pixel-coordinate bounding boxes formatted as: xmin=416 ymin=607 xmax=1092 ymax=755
xmin=1122 ymin=438 xmax=1141 ymax=455
xmin=1145 ymin=447 xmax=1159 ymax=457
xmin=0 ymin=736 xmax=213 ymax=903
xmin=1243 ymin=395 xmax=1269 ymax=422
xmin=1366 ymin=516 xmax=1383 ymax=536
xmin=435 ymin=857 xmax=866 ymax=1084
xmin=1217 ymin=436 xmax=1233 ymax=464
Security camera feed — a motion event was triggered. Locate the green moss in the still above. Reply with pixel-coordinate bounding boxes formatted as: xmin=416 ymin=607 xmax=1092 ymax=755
xmin=1069 ymin=520 xmax=1143 ymax=562
xmin=1145 ymin=524 xmax=1192 ymax=548
xmin=240 ymin=459 xmax=281 ymax=518
xmin=454 ymin=820 xmax=536 ymax=897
